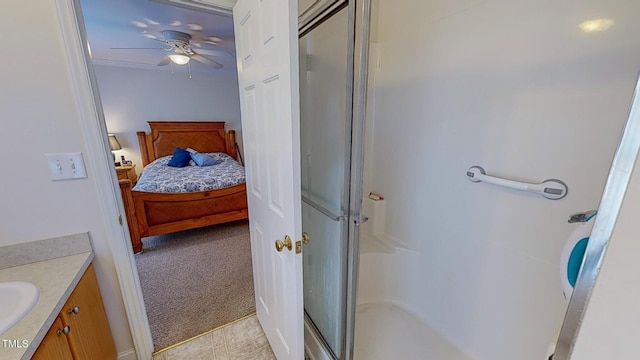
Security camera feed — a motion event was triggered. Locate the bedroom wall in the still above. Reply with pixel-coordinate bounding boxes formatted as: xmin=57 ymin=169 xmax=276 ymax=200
xmin=93 ymin=64 xmax=242 ymax=172
xmin=363 ymin=0 xmax=640 ymax=359
xmin=0 ymin=0 xmax=134 ymax=356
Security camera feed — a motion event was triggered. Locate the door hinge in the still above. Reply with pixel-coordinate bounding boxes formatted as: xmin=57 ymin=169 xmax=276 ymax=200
xmin=118 ymin=215 xmax=123 ymax=226
xmin=568 ymin=210 xmax=597 ymax=223
xmin=296 ymin=240 xmax=302 ymax=254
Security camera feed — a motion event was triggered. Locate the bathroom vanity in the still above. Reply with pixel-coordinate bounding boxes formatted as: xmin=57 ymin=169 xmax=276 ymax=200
xmin=31 ymin=264 xmax=115 ymax=359
xmin=0 ymin=233 xmax=116 ymax=360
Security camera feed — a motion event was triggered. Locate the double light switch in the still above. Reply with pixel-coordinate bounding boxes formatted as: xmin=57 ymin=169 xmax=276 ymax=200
xmin=45 ymin=152 xmax=88 ymax=180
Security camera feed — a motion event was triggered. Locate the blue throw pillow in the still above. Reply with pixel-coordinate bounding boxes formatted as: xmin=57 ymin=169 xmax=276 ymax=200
xmin=167 ymin=148 xmax=192 ymax=167
xmin=190 ymin=152 xmax=221 ymax=167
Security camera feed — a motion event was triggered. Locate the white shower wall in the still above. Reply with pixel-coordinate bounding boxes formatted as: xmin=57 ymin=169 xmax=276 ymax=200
xmin=362 ymin=1 xmax=640 ymax=359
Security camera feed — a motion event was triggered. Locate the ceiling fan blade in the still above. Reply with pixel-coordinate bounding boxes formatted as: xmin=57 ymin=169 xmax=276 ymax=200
xmin=190 ymin=54 xmax=223 ymax=69
xmin=189 ymin=34 xmax=224 ymax=42
xmin=191 ymin=40 xmax=234 ymax=52
xmin=194 ymin=48 xmax=233 ymax=58
xmin=157 ymin=56 xmax=171 ymax=66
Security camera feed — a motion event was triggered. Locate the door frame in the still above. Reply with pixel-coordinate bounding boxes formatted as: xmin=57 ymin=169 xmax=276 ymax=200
xmin=54 ymin=0 xmax=155 ymax=358
xmin=56 ymin=0 xmax=314 ymax=358
xmin=55 ymin=0 xmax=371 ymax=358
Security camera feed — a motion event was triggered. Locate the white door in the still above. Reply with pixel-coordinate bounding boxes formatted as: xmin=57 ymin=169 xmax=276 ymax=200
xmin=233 ymin=0 xmax=303 ymax=359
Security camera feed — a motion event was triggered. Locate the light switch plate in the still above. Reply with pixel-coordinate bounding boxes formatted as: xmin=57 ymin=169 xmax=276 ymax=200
xmin=45 ymin=152 xmax=88 ymax=180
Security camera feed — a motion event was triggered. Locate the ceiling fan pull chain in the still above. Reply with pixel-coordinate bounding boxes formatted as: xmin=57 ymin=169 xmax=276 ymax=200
xmin=188 ymin=61 xmax=192 ymax=79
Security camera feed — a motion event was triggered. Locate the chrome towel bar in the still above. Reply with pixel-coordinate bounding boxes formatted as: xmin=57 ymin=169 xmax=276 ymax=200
xmin=466 ymin=166 xmax=568 ymax=200
xmin=301 ymin=195 xmax=347 ymax=222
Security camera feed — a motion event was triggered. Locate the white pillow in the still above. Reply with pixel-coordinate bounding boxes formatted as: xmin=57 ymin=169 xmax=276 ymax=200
xmin=185 ymin=147 xmax=198 ymax=166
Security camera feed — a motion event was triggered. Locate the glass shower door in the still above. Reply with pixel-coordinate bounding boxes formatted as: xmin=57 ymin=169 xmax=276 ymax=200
xmin=299 ymin=7 xmax=352 ymax=358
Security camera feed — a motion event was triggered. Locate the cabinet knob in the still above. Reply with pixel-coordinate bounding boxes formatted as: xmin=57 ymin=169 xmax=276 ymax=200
xmin=57 ymin=325 xmax=71 ymax=335
xmin=68 ymin=306 xmax=80 ymax=314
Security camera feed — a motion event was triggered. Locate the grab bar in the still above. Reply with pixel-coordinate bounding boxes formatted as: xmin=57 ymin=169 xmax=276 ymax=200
xmin=466 ymin=166 xmax=568 ymax=200
xmin=301 ymin=195 xmax=347 ymax=222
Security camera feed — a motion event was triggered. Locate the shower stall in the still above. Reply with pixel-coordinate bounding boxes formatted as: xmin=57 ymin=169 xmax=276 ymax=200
xmin=300 ymin=1 xmax=640 ymax=359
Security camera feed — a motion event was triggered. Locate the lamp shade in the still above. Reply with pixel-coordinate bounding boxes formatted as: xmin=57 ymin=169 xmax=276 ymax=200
xmin=108 ymin=134 xmax=122 ymax=151
xmin=169 ymin=54 xmax=190 ymax=65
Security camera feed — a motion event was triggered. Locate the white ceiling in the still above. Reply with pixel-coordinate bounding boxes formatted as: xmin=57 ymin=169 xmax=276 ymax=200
xmin=80 ymin=0 xmax=237 ymax=73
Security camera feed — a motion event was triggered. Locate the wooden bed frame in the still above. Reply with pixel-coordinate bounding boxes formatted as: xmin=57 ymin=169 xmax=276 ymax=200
xmin=119 ymin=121 xmax=248 ymax=253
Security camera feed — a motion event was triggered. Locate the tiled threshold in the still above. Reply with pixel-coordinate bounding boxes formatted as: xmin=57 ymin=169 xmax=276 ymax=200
xmin=152 ymin=314 xmax=275 ymax=360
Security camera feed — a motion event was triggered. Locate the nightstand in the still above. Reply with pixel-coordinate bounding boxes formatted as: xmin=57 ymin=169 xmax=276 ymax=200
xmin=115 ymin=164 xmax=138 ymax=185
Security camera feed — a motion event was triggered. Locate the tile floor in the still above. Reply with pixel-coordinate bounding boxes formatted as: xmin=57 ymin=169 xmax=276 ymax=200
xmin=152 ymin=315 xmax=276 ymax=360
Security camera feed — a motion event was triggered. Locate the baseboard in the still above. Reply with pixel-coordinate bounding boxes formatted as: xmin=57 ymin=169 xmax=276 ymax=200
xmin=118 ymin=348 xmax=138 ymax=360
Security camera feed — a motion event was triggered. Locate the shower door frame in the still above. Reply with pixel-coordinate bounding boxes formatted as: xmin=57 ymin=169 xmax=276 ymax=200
xmin=298 ymin=0 xmax=372 ymax=359
xmin=554 ymin=72 xmax=640 ymax=358
xmin=343 ymin=0 xmax=372 ymax=359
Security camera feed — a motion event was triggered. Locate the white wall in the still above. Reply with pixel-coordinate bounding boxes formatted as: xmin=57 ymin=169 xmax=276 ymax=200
xmin=570 ymin=147 xmax=640 ymax=358
xmin=93 ymin=64 xmax=242 ymax=171
xmin=364 ymin=1 xmax=640 ymax=359
xmin=0 ymin=0 xmax=133 ymax=355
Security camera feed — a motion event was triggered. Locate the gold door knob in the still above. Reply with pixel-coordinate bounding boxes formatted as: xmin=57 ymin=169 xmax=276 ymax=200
xmin=275 ymin=235 xmax=293 ymax=252
xmin=302 ymin=232 xmax=310 ymax=244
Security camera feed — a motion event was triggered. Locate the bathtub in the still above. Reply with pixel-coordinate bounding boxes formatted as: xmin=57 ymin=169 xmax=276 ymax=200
xmin=355 ymin=238 xmax=473 ymax=360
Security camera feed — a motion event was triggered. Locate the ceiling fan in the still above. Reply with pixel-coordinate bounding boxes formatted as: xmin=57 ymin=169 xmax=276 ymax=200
xmin=111 ymin=30 xmax=227 ymax=69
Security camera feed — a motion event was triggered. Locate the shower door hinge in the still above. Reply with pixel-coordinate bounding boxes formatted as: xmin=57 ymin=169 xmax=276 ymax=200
xmin=568 ymin=210 xmax=597 ymax=223
xmin=353 ymin=215 xmax=369 ymax=226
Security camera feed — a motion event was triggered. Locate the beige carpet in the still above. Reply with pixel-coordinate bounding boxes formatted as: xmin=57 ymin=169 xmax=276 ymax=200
xmin=134 ymin=220 xmax=256 ymax=351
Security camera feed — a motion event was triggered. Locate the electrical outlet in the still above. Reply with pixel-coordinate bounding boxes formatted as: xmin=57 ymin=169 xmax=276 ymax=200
xmin=45 ymin=152 xmax=88 ymax=180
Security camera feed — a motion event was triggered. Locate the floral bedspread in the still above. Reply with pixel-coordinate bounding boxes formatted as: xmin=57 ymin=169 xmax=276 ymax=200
xmin=132 ymin=153 xmax=246 ymax=193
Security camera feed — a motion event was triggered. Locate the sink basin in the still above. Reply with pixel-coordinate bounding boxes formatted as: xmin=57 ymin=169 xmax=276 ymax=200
xmin=0 ymin=282 xmax=40 ymax=336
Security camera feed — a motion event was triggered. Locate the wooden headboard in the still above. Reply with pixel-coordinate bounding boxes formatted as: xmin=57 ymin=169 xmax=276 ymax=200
xmin=137 ymin=121 xmax=237 ymax=166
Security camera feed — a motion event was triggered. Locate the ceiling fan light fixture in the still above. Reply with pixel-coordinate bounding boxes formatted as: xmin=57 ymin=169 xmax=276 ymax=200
xmin=169 ymin=53 xmax=190 ymax=65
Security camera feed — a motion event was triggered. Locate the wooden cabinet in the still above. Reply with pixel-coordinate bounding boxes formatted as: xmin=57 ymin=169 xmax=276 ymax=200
xmin=31 ymin=317 xmax=73 ymax=360
xmin=32 ymin=264 xmax=116 ymax=360
xmin=115 ymin=164 xmax=137 ymax=185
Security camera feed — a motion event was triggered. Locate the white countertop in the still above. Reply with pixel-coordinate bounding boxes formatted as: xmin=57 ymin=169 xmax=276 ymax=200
xmin=0 ymin=252 xmax=93 ymax=360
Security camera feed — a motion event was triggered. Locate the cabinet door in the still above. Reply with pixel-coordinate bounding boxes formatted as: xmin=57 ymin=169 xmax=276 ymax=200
xmin=31 ymin=317 xmax=73 ymax=360
xmin=59 ymin=264 xmax=117 ymax=360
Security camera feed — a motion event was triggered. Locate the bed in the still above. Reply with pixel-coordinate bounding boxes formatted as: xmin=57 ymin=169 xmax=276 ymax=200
xmin=118 ymin=121 xmax=248 ymax=253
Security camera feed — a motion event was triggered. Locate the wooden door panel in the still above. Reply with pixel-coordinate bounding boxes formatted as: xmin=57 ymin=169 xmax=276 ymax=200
xmin=234 ymin=0 xmax=303 ymax=359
